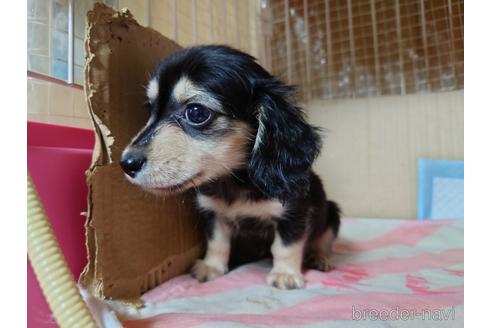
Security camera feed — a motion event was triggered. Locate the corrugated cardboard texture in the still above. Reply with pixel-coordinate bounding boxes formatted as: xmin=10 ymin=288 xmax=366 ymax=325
xmin=80 ymin=3 xmax=203 ymax=300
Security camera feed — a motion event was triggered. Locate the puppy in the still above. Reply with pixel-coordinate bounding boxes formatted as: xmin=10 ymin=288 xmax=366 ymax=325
xmin=120 ymin=45 xmax=341 ymax=289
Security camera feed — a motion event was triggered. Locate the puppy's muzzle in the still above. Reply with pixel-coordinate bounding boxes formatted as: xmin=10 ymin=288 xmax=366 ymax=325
xmin=120 ymin=152 xmax=147 ymax=178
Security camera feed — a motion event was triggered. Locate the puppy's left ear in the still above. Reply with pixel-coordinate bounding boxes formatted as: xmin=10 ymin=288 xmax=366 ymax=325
xmin=248 ymin=84 xmax=322 ymax=201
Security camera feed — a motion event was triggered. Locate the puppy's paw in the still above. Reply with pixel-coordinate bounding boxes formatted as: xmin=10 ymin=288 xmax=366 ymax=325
xmin=304 ymin=254 xmax=336 ymax=272
xmin=190 ymin=260 xmax=227 ymax=282
xmin=267 ymin=271 xmax=305 ymax=289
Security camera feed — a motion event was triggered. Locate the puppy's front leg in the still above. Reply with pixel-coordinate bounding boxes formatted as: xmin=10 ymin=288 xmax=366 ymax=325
xmin=267 ymin=229 xmax=306 ymax=289
xmin=191 ymin=215 xmax=231 ymax=282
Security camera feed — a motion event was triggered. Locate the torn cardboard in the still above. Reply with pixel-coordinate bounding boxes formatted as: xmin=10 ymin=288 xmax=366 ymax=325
xmin=80 ymin=3 xmax=203 ymax=300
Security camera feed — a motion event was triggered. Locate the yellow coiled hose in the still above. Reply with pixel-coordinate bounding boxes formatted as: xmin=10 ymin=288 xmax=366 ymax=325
xmin=27 ymin=174 xmax=97 ymax=328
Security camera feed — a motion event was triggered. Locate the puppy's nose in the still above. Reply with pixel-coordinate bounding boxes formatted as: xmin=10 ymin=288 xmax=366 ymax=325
xmin=120 ymin=153 xmax=146 ymax=178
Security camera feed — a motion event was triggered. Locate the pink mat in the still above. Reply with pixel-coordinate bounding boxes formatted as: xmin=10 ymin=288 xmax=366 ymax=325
xmin=120 ymin=218 xmax=463 ymax=327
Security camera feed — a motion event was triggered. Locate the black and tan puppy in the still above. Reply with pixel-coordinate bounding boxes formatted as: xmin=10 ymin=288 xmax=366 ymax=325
xmin=120 ymin=45 xmax=341 ymax=289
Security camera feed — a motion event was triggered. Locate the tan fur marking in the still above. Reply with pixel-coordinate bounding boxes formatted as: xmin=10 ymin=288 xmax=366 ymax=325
xmin=191 ymin=219 xmax=231 ymax=282
xmin=304 ymin=229 xmax=337 ymax=272
xmin=172 ymin=76 xmax=222 ymax=112
xmin=146 ymin=78 xmax=159 ymax=100
xmin=172 ymin=76 xmax=199 ymax=101
xmin=197 ymin=195 xmax=284 ymax=221
xmin=309 ymin=228 xmax=336 ymax=257
xmin=267 ymin=233 xmax=306 ymax=289
xmin=128 ymin=121 xmax=251 ymax=192
xmin=140 ymin=125 xmax=192 ymax=187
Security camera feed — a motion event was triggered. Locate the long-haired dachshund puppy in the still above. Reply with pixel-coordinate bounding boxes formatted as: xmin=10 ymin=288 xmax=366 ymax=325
xmin=120 ymin=45 xmax=341 ymax=289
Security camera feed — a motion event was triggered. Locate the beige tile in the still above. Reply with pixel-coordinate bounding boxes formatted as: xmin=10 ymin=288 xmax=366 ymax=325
xmin=27 ymin=79 xmax=50 ymax=114
xmin=49 ymin=115 xmax=74 ymax=127
xmin=196 ymin=7 xmax=211 ymax=23
xmin=72 ymin=89 xmax=89 ymax=118
xmin=29 ymin=112 xmax=92 ymax=130
xmin=247 ymin=0 xmax=259 ymax=58
xmin=196 ymin=21 xmax=212 ymax=43
xmin=177 ymin=13 xmax=193 ymax=46
xmin=150 ymin=15 xmax=165 ymax=36
xmin=211 ymin=0 xmax=227 ymax=43
xmin=151 ymin=0 xmax=171 ymax=15
xmin=151 ymin=14 xmax=175 ymax=39
xmin=197 ymin=0 xmax=211 ymax=11
xmin=176 ymin=0 xmax=192 ymax=15
xmin=120 ymin=0 xmax=149 ymax=25
xmin=71 ymin=118 xmax=94 ymax=130
xmin=28 ymin=113 xmax=51 ymax=124
xmin=150 ymin=0 xmax=175 ymax=38
xmin=50 ymin=83 xmax=73 ymax=116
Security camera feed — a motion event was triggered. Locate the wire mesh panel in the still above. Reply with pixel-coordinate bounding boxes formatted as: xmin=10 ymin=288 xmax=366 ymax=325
xmin=259 ymin=0 xmax=464 ymax=101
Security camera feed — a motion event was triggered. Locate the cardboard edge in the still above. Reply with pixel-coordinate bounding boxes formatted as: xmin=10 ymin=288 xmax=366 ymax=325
xmin=80 ymin=3 xmax=130 ymax=298
xmin=79 ymin=3 xmax=202 ymax=301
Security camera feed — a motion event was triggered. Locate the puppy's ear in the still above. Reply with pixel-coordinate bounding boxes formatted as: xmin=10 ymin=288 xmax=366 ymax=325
xmin=248 ymin=83 xmax=321 ymax=201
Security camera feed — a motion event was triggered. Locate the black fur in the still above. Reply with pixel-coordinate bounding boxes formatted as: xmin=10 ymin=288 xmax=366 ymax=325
xmin=197 ymin=171 xmax=340 ymax=267
xmin=248 ymin=83 xmax=322 ymax=201
xmin=144 ymin=45 xmax=323 ymax=200
xmin=128 ymin=45 xmax=341 ymax=272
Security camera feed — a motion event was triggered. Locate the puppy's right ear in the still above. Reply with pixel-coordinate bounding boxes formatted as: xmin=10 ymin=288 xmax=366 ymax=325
xmin=248 ymin=82 xmax=321 ymax=201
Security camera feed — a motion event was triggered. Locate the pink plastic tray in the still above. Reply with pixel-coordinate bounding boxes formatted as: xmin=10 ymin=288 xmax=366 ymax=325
xmin=27 ymin=121 xmax=94 ymax=327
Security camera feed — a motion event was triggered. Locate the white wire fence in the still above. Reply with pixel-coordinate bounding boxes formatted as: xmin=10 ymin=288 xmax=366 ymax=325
xmin=258 ymin=0 xmax=464 ymax=101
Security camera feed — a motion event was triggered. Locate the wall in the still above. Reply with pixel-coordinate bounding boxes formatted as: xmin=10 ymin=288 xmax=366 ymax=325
xmin=27 ymin=2 xmax=464 ymax=219
xmin=308 ymin=90 xmax=463 ymax=219
xmin=28 ymin=0 xmax=260 ymax=130
xmin=27 ymin=75 xmax=92 ymax=129
xmin=119 ymin=0 xmax=260 ymax=55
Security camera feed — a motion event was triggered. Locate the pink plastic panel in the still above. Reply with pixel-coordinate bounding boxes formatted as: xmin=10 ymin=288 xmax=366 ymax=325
xmin=27 ymin=121 xmax=94 ymax=327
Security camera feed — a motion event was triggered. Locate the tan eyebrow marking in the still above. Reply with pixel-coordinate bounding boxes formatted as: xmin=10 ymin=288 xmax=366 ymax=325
xmin=172 ymin=76 xmax=224 ymax=113
xmin=146 ymin=78 xmax=159 ymax=101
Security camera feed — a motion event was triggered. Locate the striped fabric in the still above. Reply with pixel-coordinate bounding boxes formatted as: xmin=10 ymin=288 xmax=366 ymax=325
xmin=122 ymin=218 xmax=464 ymax=327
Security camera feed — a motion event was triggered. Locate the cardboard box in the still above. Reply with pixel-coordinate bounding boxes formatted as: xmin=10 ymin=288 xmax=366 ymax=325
xmin=80 ymin=3 xmax=203 ymax=300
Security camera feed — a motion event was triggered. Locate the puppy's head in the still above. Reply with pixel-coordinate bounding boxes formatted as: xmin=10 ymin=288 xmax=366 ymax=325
xmin=121 ymin=45 xmax=321 ymax=200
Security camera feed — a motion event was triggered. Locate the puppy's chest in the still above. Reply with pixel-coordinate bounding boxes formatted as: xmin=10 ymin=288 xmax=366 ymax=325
xmin=197 ymin=194 xmax=285 ymax=224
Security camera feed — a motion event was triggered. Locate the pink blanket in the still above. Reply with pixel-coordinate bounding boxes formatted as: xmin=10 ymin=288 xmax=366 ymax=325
xmin=120 ymin=218 xmax=464 ymax=327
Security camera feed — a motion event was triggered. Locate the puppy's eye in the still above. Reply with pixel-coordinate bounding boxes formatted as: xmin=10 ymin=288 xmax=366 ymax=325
xmin=144 ymin=100 xmax=152 ymax=110
xmin=184 ymin=103 xmax=213 ymax=126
